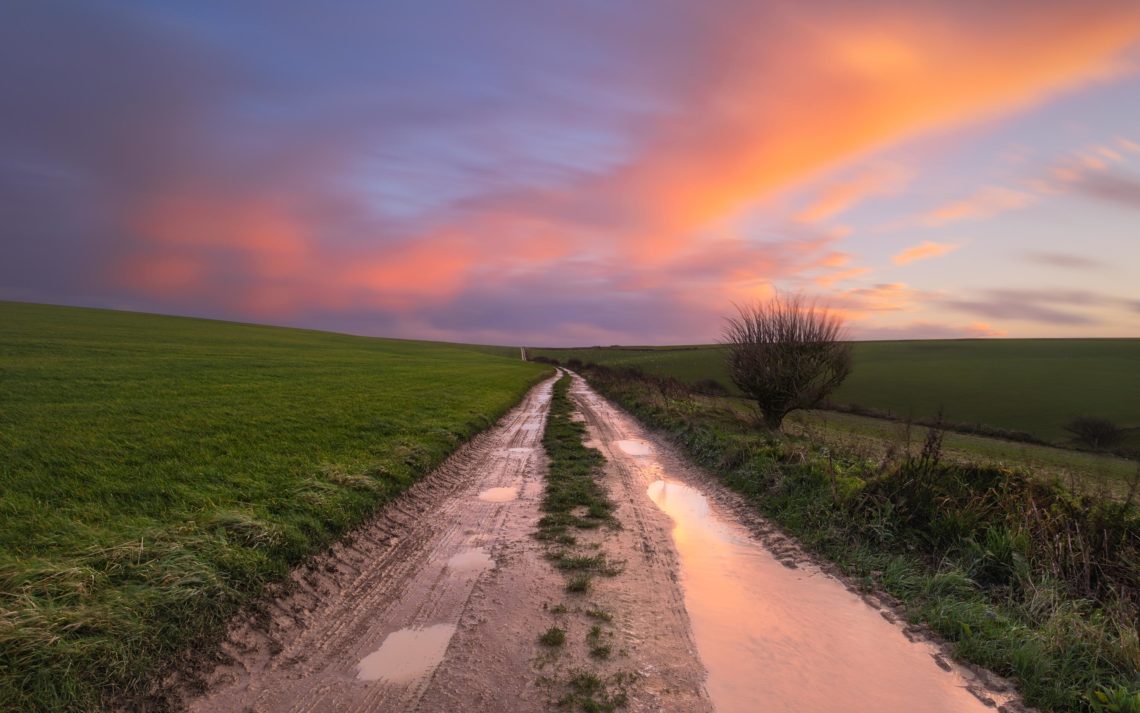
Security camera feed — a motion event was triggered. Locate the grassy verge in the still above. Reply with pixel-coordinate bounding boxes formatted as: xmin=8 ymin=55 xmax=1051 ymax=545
xmin=535 ymin=373 xmax=628 ymax=710
xmin=782 ymin=407 xmax=1139 ymax=499
xmin=0 ymin=302 xmax=549 ymax=712
xmin=682 ymin=394 xmax=1137 ymax=497
xmin=579 ymin=364 xmax=1139 ymax=713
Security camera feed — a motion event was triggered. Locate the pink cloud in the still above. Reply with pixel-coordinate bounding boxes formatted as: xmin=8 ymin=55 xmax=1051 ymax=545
xmin=853 ymin=320 xmax=1007 ymax=339
xmin=921 ymin=187 xmax=1035 ymax=226
xmin=892 ymin=241 xmax=962 ymax=265
xmin=796 ymin=163 xmax=913 ymax=223
xmin=95 ymin=1 xmax=1140 ymax=341
xmin=815 ymin=267 xmax=871 ymax=287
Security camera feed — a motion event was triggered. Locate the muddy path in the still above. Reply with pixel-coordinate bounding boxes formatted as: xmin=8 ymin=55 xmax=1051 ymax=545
xmin=178 ymin=371 xmax=1028 ymax=713
xmin=177 ymin=375 xmax=562 ymax=712
xmin=177 ymin=373 xmax=709 ymax=713
xmin=568 ymin=372 xmax=1030 ymax=713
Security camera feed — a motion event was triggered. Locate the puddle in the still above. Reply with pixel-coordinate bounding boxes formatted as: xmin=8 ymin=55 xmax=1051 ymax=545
xmin=356 ymin=623 xmax=456 ymax=683
xmin=477 ymin=486 xmax=518 ymax=502
xmin=614 ymin=439 xmax=652 ymax=456
xmin=646 ymin=479 xmax=1004 ymax=713
xmin=446 ymin=548 xmax=493 ymax=572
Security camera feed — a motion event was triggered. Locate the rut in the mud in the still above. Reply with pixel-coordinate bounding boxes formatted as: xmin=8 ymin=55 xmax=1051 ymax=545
xmin=177 ymin=371 xmax=1029 ymax=713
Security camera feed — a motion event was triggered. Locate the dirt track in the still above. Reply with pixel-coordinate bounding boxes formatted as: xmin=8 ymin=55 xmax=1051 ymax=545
xmin=179 ymin=373 xmax=710 ymax=712
xmin=178 ymin=372 xmax=1026 ymax=713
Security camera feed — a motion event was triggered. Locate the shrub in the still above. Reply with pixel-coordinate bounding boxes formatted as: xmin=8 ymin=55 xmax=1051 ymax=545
xmin=1065 ymin=417 xmax=1124 ymax=451
xmin=723 ymin=293 xmax=853 ymax=430
xmin=692 ymin=378 xmax=729 ymax=397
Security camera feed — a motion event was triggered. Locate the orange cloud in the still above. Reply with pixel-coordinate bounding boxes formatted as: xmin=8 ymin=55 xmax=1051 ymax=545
xmin=892 ymin=241 xmax=961 ymax=265
xmin=118 ymin=254 xmax=204 ymax=294
xmin=815 ymin=267 xmax=871 ymax=287
xmin=129 ymin=194 xmax=310 ymax=280
xmin=342 ymin=232 xmax=480 ymax=310
xmin=797 ymin=163 xmax=912 ymax=223
xmin=988 ymin=139 xmax=1136 ymax=202
xmin=1050 ymin=166 xmax=1083 ymax=184
xmin=820 ymin=252 xmax=852 ymax=268
xmin=120 ymin=191 xmax=484 ymax=316
xmin=107 ymin=2 xmax=1140 ymax=337
xmin=1094 ymin=145 xmax=1123 ymax=162
xmin=889 ymin=138 xmax=1129 ymax=230
xmin=921 ymin=187 xmax=1035 ymax=226
xmin=968 ymin=322 xmax=1008 ymax=337
xmin=851 ymin=320 xmax=1008 ymax=339
xmin=605 ymin=2 xmax=1140 ymax=262
xmin=1078 ymin=153 xmax=1109 ymax=171
xmin=842 ymin=282 xmax=919 ymax=312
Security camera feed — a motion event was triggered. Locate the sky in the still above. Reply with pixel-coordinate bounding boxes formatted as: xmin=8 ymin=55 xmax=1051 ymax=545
xmin=2 ymin=1 xmax=1139 ymax=345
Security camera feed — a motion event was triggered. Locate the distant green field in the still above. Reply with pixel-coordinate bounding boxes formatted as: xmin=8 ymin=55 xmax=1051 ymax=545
xmin=0 ymin=302 xmax=548 ymax=712
xmin=784 ymin=408 xmax=1138 ymax=497
xmin=532 ymin=340 xmax=1140 ymax=444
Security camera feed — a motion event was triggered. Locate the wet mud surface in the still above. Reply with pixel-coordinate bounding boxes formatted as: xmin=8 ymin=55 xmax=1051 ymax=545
xmin=569 ymin=373 xmax=1031 ymax=713
xmin=176 ymin=371 xmax=1030 ymax=713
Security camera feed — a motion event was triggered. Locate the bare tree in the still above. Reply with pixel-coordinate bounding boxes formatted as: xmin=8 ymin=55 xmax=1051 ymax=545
xmin=722 ymin=293 xmax=853 ymax=430
xmin=1064 ymin=416 xmax=1124 ymax=451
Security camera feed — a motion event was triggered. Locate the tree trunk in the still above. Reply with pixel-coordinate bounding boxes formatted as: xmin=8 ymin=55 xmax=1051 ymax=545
xmin=763 ymin=410 xmax=785 ymax=431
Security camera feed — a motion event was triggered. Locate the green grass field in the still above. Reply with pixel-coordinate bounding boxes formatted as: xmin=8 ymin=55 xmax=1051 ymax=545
xmin=532 ymin=340 xmax=1140 ymax=444
xmin=0 ymin=302 xmax=548 ymax=712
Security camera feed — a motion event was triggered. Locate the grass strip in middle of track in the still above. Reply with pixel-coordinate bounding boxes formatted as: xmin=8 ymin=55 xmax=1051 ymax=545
xmin=536 ymin=373 xmax=616 ymax=543
xmin=535 ymin=372 xmax=629 ymax=711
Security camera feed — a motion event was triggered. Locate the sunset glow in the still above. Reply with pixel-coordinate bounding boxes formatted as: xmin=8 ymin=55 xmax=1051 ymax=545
xmin=3 ymin=1 xmax=1139 ymax=343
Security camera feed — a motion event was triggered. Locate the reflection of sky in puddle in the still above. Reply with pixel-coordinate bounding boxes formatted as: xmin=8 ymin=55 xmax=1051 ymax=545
xmin=446 ymin=548 xmax=493 ymax=572
xmin=615 ymin=439 xmax=652 ymax=456
xmin=477 ymin=486 xmax=518 ymax=502
xmin=356 ymin=623 xmax=456 ymax=682
xmin=647 ymin=478 xmax=998 ymax=713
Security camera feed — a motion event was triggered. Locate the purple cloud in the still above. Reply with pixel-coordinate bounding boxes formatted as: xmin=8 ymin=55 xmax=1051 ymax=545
xmin=1023 ymin=252 xmax=1106 ymax=270
xmin=2 ymin=2 xmax=1139 ymax=342
xmin=1074 ymin=170 xmax=1140 ymax=210
xmin=936 ymin=287 xmax=1140 ymax=326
